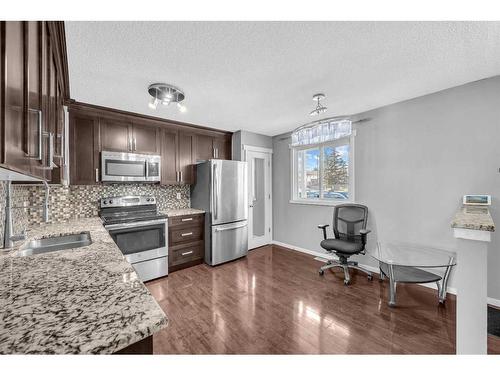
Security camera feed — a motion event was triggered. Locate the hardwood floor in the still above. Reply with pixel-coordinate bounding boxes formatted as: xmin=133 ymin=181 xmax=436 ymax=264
xmin=146 ymin=244 xmax=500 ymax=354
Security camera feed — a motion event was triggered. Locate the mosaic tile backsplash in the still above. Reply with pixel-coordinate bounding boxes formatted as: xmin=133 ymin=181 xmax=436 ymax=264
xmin=0 ymin=182 xmax=190 ymax=244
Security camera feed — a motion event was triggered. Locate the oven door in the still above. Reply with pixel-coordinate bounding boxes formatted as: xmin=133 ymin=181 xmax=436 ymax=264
xmin=106 ymin=219 xmax=168 ymax=264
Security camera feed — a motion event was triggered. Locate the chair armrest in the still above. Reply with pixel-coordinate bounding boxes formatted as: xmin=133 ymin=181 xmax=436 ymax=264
xmin=318 ymin=224 xmax=329 ymax=240
xmin=359 ymin=229 xmax=371 ymax=245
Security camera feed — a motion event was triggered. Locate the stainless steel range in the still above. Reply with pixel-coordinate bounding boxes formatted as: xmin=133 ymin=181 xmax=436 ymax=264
xmin=99 ymin=195 xmax=168 ymax=282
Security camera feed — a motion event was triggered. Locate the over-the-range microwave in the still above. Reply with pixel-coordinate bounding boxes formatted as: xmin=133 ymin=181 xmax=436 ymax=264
xmin=101 ymin=151 xmax=161 ymax=183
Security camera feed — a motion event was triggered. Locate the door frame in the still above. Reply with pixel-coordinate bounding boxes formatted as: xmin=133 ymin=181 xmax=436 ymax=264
xmin=243 ymin=145 xmax=273 ymax=249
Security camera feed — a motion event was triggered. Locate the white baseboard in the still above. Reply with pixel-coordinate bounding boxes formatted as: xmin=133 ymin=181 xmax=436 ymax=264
xmin=272 ymin=240 xmax=460 ymax=295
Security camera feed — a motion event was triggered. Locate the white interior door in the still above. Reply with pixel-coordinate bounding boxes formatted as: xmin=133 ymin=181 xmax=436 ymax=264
xmin=245 ymin=147 xmax=272 ymax=249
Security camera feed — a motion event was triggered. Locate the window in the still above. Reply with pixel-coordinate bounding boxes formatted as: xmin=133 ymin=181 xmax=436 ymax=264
xmin=291 ymin=136 xmax=353 ymax=204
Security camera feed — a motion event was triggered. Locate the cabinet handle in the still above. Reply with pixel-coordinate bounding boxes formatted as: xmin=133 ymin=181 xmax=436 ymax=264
xmin=181 ymin=232 xmax=193 ymax=237
xmin=48 ymin=132 xmax=54 ymax=169
xmin=216 ymin=148 xmax=219 ymax=158
xmin=39 ymin=132 xmax=54 ymax=170
xmin=176 ymin=171 xmax=179 ymax=182
xmin=181 ymin=250 xmax=193 ymax=256
xmin=181 ymin=218 xmax=193 ymax=222
xmin=212 ymin=147 xmax=216 ymax=158
xmin=179 ymin=171 xmax=182 ymax=182
xmin=95 ymin=168 xmax=99 ymax=182
xmin=133 ymin=137 xmax=137 ymax=151
xmin=129 ymin=138 xmax=132 ymax=151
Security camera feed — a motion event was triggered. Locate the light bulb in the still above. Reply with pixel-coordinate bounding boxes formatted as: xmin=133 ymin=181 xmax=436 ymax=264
xmin=148 ymin=98 xmax=159 ymax=110
xmin=177 ymin=103 xmax=187 ymax=113
xmin=162 ymin=99 xmax=171 ymax=106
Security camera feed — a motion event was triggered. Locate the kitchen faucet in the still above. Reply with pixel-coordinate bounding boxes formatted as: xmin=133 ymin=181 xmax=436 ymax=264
xmin=2 ymin=180 xmax=50 ymax=249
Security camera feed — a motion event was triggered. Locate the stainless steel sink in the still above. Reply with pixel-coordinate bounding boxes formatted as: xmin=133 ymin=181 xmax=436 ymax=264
xmin=15 ymin=232 xmax=92 ymax=257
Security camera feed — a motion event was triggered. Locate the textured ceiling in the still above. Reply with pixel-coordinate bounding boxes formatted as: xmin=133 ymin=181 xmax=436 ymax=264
xmin=65 ymin=21 xmax=500 ymax=136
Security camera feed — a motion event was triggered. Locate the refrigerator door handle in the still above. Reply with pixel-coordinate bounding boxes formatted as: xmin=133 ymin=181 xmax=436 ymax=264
xmin=213 ymin=162 xmax=218 ymax=220
xmin=214 ymin=222 xmax=248 ymax=232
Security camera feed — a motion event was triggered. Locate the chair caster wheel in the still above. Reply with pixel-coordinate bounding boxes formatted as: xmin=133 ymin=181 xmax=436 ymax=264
xmin=319 ymin=270 xmax=324 ymax=276
xmin=367 ymin=275 xmax=373 ymax=281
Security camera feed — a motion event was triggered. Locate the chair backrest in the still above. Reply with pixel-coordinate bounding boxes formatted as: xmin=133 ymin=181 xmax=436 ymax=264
xmin=333 ymin=204 xmax=368 ymax=243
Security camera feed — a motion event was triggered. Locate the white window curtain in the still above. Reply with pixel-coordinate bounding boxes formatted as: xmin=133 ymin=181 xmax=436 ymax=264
xmin=291 ymin=118 xmax=352 ymax=147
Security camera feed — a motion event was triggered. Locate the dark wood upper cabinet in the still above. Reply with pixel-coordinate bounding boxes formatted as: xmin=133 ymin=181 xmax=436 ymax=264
xmin=132 ymin=123 xmax=160 ymax=154
xmin=2 ymin=21 xmax=29 ymax=173
xmin=101 ymin=118 xmax=131 ymax=152
xmin=213 ymin=135 xmax=231 ymax=160
xmin=67 ymin=102 xmax=232 ymax=186
xmin=194 ymin=133 xmax=231 ymax=162
xmin=178 ymin=131 xmax=194 ymax=184
xmin=161 ymin=128 xmax=178 ymax=185
xmin=69 ymin=112 xmax=100 ymax=185
xmin=0 ymin=21 xmax=69 ymax=181
xmin=195 ymin=133 xmax=214 ymax=162
xmin=26 ymin=21 xmax=45 ymax=179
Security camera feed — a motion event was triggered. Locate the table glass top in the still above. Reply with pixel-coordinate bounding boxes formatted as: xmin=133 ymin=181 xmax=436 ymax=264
xmin=368 ymin=242 xmax=457 ymax=268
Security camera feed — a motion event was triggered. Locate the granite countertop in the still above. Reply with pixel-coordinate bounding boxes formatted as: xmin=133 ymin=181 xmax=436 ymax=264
xmin=0 ymin=217 xmax=168 ymax=354
xmin=451 ymin=206 xmax=495 ymax=232
xmin=161 ymin=208 xmax=205 ymax=217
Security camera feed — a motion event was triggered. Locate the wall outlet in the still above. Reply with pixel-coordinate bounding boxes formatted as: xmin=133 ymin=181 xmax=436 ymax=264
xmin=176 ymin=192 xmax=182 ymax=200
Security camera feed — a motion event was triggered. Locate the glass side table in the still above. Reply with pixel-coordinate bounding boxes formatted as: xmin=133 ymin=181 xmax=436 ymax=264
xmin=368 ymin=242 xmax=456 ymax=307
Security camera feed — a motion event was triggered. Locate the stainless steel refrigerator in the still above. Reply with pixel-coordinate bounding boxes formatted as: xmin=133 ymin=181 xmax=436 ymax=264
xmin=190 ymin=160 xmax=248 ymax=265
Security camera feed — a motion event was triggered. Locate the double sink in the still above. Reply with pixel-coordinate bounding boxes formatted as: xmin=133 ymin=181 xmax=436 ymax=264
xmin=15 ymin=232 xmax=92 ymax=257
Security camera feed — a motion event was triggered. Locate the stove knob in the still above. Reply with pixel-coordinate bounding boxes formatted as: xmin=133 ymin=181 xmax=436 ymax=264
xmin=103 ymin=200 xmax=108 ymax=205
xmin=109 ymin=200 xmax=113 ymax=204
xmin=147 ymin=198 xmax=151 ymax=202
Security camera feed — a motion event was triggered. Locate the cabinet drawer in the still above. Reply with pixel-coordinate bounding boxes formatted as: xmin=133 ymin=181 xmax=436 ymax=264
xmin=170 ymin=242 xmax=204 ymax=266
xmin=170 ymin=226 xmax=203 ymax=245
xmin=169 ymin=214 xmax=204 ymax=228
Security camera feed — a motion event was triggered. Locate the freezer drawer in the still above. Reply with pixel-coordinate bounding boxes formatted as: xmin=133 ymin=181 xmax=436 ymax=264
xmin=207 ymin=221 xmax=248 ymax=266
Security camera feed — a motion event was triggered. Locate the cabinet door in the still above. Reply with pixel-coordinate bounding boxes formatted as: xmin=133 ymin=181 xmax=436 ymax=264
xmin=69 ymin=112 xmax=100 ymax=185
xmin=194 ymin=133 xmax=214 ymax=162
xmin=161 ymin=129 xmax=178 ymax=185
xmin=40 ymin=22 xmax=52 ymax=181
xmin=101 ymin=119 xmax=131 ymax=152
xmin=26 ymin=21 xmax=45 ymax=178
xmin=2 ymin=21 xmax=29 ymax=173
xmin=213 ymin=136 xmax=231 ymax=160
xmin=132 ymin=123 xmax=160 ymax=154
xmin=178 ymin=131 xmax=194 ymax=184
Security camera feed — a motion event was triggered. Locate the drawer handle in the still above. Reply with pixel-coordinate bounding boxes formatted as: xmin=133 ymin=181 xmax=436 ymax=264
xmin=181 ymin=251 xmax=194 ymax=256
xmin=181 ymin=218 xmax=193 ymax=222
xmin=181 ymin=232 xmax=193 ymax=237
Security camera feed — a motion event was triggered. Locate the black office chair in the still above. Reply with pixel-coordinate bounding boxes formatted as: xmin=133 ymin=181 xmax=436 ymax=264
xmin=318 ymin=204 xmax=373 ymax=285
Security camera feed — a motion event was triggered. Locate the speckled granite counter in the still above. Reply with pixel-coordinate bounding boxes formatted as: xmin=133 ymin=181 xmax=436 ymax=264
xmin=451 ymin=206 xmax=495 ymax=232
xmin=161 ymin=208 xmax=205 ymax=217
xmin=0 ymin=217 xmax=168 ymax=354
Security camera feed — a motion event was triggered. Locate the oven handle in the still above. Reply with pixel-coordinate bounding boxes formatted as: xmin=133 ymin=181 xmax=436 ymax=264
xmin=104 ymin=218 xmax=168 ymax=230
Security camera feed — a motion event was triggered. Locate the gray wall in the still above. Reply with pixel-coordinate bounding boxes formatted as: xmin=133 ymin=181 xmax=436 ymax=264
xmin=232 ymin=130 xmax=273 ymax=161
xmin=273 ymin=76 xmax=500 ymax=300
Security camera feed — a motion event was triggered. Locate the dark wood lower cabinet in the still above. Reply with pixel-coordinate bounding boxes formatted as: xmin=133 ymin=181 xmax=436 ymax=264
xmin=114 ymin=335 xmax=153 ymax=354
xmin=168 ymin=213 xmax=205 ymax=272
